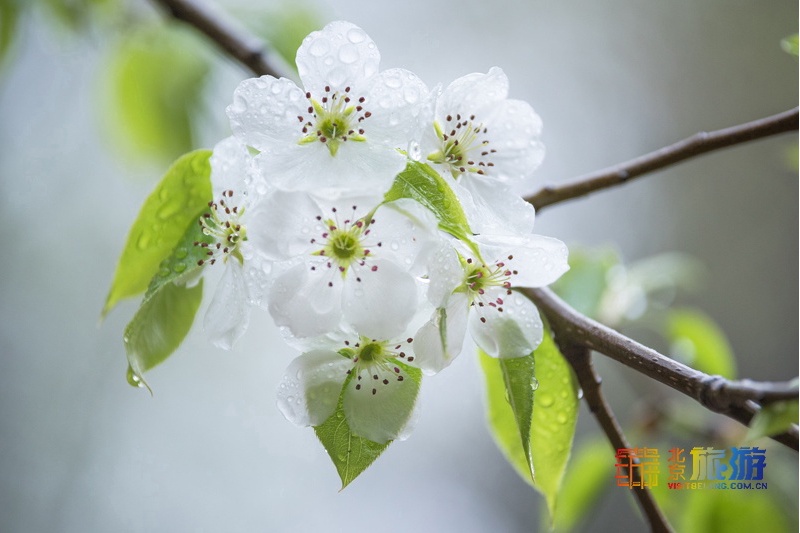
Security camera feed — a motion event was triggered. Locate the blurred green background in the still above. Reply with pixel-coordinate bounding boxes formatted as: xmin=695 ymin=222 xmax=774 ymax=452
xmin=0 ymin=0 xmax=796 ymax=531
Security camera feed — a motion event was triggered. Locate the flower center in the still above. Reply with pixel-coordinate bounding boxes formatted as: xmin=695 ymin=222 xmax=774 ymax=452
xmin=427 ymin=113 xmax=497 ymax=179
xmin=297 ymin=85 xmax=371 ymax=156
xmin=308 ymin=205 xmax=383 ymax=284
xmin=195 ymin=189 xmax=247 ymax=266
xmin=460 ymin=255 xmax=518 ymax=323
xmin=343 ymin=336 xmax=415 ymax=395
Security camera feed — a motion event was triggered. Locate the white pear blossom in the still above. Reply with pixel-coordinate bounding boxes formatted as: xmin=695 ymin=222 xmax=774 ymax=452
xmin=256 ymin=191 xmax=438 ymax=340
xmin=422 ymin=67 xmax=544 ymax=234
xmin=417 ymin=232 xmax=569 ymax=368
xmin=195 ymin=137 xmax=273 ymax=350
xmin=227 ymin=21 xmax=430 ymax=200
xmin=276 ymin=323 xmax=435 ymax=444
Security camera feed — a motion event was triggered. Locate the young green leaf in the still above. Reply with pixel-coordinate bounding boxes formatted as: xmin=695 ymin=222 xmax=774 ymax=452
xmin=314 ymin=363 xmax=422 ymax=489
xmin=384 ymin=161 xmax=474 ymax=246
xmin=480 ymin=349 xmax=534 ymax=485
xmin=781 ymin=34 xmax=798 ymax=56
xmin=745 ymin=399 xmax=799 ymax=442
xmin=104 ymin=25 xmax=210 ymax=163
xmin=103 ymin=149 xmax=212 ymax=317
xmin=124 ymin=218 xmax=214 ymax=390
xmin=124 ymin=280 xmax=203 ymax=393
xmin=238 ymin=3 xmax=321 ymax=69
xmin=480 ymin=328 xmax=580 ymax=518
xmin=550 ymin=246 xmax=619 ymax=318
xmin=552 ymin=438 xmax=613 ymax=532
xmin=680 ymin=486 xmax=790 ymax=533
xmin=666 ymin=307 xmax=736 ymax=379
xmin=0 ymin=0 xmax=21 ymax=71
xmin=530 ymin=329 xmax=580 ymax=521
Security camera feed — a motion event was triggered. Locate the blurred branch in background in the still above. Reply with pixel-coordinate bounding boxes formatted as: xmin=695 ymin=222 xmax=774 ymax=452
xmin=526 ymin=107 xmax=799 ymax=211
xmin=150 ymin=0 xmax=289 ymax=78
xmin=526 ymin=287 xmax=799 ymax=450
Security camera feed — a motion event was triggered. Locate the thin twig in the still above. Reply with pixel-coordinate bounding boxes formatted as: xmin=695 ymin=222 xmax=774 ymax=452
xmin=524 ymin=287 xmax=799 ymax=450
xmin=526 ymin=107 xmax=799 ymax=211
xmin=559 ymin=344 xmax=673 ymax=533
xmin=150 ymin=0 xmax=290 ymax=78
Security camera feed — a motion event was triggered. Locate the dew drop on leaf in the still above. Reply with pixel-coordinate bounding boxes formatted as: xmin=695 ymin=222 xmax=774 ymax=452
xmin=136 ymin=232 xmax=151 ymax=250
xmin=538 ymin=392 xmax=554 ymax=407
xmin=530 ymin=376 xmax=540 ymax=391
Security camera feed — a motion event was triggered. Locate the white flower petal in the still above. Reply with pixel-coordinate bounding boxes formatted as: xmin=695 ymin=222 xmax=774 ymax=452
xmin=413 ymin=292 xmax=469 ymax=374
xmin=369 ymin=199 xmax=439 ymax=274
xmin=256 ymin=141 xmax=404 ymax=200
xmin=296 ymin=21 xmax=380 ymax=94
xmin=343 ymin=361 xmax=420 ymax=443
xmin=437 ymin=67 xmax=509 ymax=119
xmin=268 ymin=261 xmax=343 ymax=338
xmin=425 ymin=242 xmax=464 ymax=307
xmin=342 ymin=259 xmax=417 ymax=340
xmin=468 ymin=289 xmax=543 ymax=358
xmin=277 ymin=350 xmax=351 ymax=427
xmin=474 ymin=233 xmax=569 ymax=288
xmin=482 ymin=98 xmax=545 ymax=182
xmin=204 ymin=261 xmax=250 ymax=350
xmin=456 ymin=176 xmax=536 ymax=235
xmin=210 ymin=137 xmax=252 ymax=201
xmin=246 ymin=190 xmax=322 ymax=260
xmin=227 ymin=76 xmax=307 ymax=152
xmin=361 ymin=68 xmax=429 ymax=145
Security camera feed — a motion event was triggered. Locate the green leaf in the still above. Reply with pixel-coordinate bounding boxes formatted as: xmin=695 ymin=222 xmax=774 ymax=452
xmin=781 ymin=34 xmax=798 ymax=56
xmin=104 ymin=25 xmax=210 ymax=163
xmin=530 ymin=329 xmax=580 ymax=520
xmin=550 ymin=246 xmax=619 ymax=318
xmin=103 ymin=149 xmax=212 ymax=317
xmin=480 ymin=350 xmax=534 ymax=485
xmin=314 ymin=362 xmax=422 ymax=489
xmin=680 ymin=487 xmax=789 ymax=533
xmin=385 ymin=161 xmax=475 ymax=247
xmin=666 ymin=308 xmax=736 ymax=379
xmin=239 ymin=3 xmax=322 ymax=69
xmin=746 ymin=399 xmax=799 ymax=441
xmin=0 ymin=0 xmax=21 ymax=70
xmin=480 ymin=329 xmax=580 ymax=521
xmin=123 ymin=218 xmax=216 ymax=390
xmin=552 ymin=438 xmax=613 ymax=532
xmin=124 ymin=279 xmax=203 ymax=392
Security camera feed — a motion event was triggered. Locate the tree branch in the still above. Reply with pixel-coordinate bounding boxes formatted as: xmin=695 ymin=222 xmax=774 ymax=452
xmin=525 ymin=107 xmax=799 ymax=211
xmin=523 ymin=287 xmax=799 ymax=450
xmin=559 ymin=344 xmax=673 ymax=533
xmin=150 ymin=0 xmax=289 ymax=78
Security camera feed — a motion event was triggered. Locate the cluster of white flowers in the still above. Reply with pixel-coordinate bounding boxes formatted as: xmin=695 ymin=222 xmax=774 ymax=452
xmin=199 ymin=21 xmax=569 ymax=443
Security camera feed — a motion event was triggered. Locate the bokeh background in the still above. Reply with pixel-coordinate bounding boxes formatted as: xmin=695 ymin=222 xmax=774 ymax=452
xmin=0 ymin=0 xmax=797 ymax=531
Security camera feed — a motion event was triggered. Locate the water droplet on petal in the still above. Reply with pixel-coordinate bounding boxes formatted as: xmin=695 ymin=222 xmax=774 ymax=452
xmin=307 ymin=38 xmax=329 ymax=57
xmin=347 ymin=27 xmax=367 ymax=43
xmin=338 ymin=43 xmax=359 ymax=64
xmin=407 ymin=141 xmax=421 ymax=161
